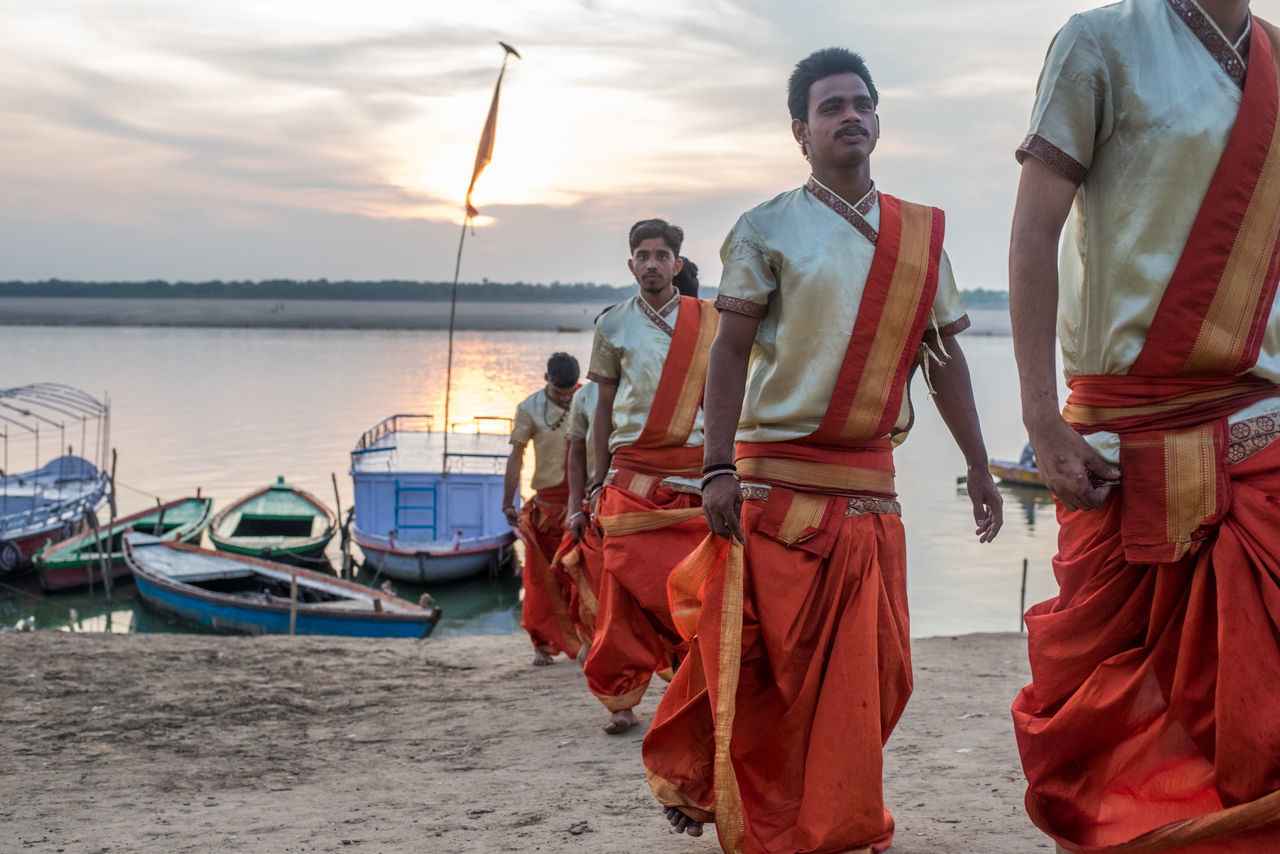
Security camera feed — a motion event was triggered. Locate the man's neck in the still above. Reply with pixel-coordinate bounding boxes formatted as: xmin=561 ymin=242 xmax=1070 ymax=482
xmin=639 ymin=285 xmax=676 ymax=311
xmin=810 ymin=163 xmax=873 ymax=207
xmin=1200 ymin=0 xmax=1250 ymax=44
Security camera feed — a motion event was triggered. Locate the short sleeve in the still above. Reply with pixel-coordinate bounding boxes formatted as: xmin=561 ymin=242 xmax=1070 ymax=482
xmin=929 ymin=249 xmax=970 ymax=338
xmin=586 ymin=323 xmax=620 ymax=385
xmin=565 ymin=388 xmax=591 ymax=440
xmin=713 ymin=214 xmax=773 ymax=318
xmin=1016 ymin=15 xmax=1110 ymax=185
xmin=510 ymin=403 xmax=534 ymax=447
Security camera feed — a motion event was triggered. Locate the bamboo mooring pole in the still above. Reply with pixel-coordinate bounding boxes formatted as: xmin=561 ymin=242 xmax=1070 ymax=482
xmin=1019 ymin=558 xmax=1029 ymax=632
xmin=289 ymin=573 xmax=298 ymax=636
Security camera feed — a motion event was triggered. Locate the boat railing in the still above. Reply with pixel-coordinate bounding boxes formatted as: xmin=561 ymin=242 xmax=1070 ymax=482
xmin=443 ymin=451 xmax=507 ymax=475
xmin=451 ymin=416 xmax=514 ymax=434
xmin=353 ymin=414 xmax=435 ymax=455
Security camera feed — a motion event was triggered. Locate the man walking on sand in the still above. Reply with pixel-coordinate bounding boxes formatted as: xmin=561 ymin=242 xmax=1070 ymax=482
xmin=641 ymin=48 xmax=1002 ymax=854
xmin=1009 ymin=1 xmax=1280 ymax=851
xmin=582 ymin=218 xmax=717 ymax=735
xmin=504 ymin=352 xmax=582 ymax=666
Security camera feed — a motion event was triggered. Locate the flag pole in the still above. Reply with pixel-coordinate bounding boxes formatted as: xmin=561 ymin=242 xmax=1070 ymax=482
xmin=441 ymin=42 xmax=520 ymax=473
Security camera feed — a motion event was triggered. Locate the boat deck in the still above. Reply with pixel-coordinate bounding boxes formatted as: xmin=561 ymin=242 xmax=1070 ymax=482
xmin=351 ymin=428 xmax=510 ymax=476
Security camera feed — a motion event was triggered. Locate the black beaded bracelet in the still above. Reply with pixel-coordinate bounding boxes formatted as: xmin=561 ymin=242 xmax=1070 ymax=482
xmin=702 ymin=462 xmax=738 ymax=474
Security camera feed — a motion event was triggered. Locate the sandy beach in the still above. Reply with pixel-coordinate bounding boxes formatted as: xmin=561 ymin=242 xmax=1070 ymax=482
xmin=0 ymin=297 xmax=1013 ymax=335
xmin=1 ymin=630 xmax=1045 ymax=853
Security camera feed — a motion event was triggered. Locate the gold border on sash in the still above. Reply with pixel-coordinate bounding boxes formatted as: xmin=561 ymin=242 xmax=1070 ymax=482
xmin=1164 ymin=425 xmax=1218 ymax=549
xmin=661 ymin=300 xmax=719 ymax=447
xmin=840 ymin=201 xmax=935 ymax=440
xmin=737 ymin=457 xmax=895 ymax=495
xmin=597 ymin=507 xmax=705 ymax=537
xmin=1185 ymin=28 xmax=1280 ymax=375
xmin=713 ymin=541 xmax=747 ymax=853
xmin=1062 ymin=386 xmax=1250 ymax=424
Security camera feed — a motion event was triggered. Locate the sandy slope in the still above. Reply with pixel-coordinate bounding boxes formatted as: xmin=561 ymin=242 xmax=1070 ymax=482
xmin=0 ymin=631 xmax=1046 ymax=853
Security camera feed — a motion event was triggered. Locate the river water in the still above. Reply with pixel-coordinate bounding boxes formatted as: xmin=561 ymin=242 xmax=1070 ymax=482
xmin=0 ymin=315 xmax=1061 ymax=638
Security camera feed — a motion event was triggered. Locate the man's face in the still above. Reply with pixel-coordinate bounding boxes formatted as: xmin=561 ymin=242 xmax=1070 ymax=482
xmin=627 ymin=237 xmax=683 ymax=296
xmin=545 ymin=382 xmax=575 ymax=408
xmin=793 ymin=72 xmax=879 ymax=171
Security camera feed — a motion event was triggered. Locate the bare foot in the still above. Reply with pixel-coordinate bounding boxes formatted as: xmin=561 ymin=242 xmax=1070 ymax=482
xmin=576 ymin=640 xmax=590 ymax=669
xmin=603 ymin=708 xmax=638 ymax=734
xmin=663 ymin=806 xmax=704 ymax=837
xmin=532 ymin=649 xmax=555 ymax=666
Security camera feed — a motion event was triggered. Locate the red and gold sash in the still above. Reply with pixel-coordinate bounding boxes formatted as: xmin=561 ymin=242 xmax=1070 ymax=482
xmin=634 ymin=296 xmax=719 ymax=450
xmin=1067 ymin=20 xmax=1280 ymax=562
xmin=733 ymin=192 xmax=945 ymax=504
xmin=810 ymin=193 xmax=945 ymax=444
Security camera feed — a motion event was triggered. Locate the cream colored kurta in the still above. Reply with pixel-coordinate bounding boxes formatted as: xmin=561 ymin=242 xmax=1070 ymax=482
xmin=510 ymin=387 xmax=571 ymax=491
xmin=1022 ymin=0 xmax=1280 ymax=460
xmin=587 ymin=293 xmax=707 ymax=453
xmin=565 ymin=380 xmax=600 ymax=486
xmin=717 ymin=179 xmax=968 ymax=444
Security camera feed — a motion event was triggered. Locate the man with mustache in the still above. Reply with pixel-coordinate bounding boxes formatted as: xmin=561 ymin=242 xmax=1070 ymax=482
xmin=581 ymin=218 xmax=716 ymax=734
xmin=641 ymin=48 xmax=1002 ymax=854
xmin=1009 ymin=1 xmax=1280 ymax=851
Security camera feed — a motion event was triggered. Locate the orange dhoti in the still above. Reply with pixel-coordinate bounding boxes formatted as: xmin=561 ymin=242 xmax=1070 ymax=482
xmin=583 ymin=447 xmax=706 ymax=711
xmin=643 ymin=488 xmax=912 ymax=854
xmin=518 ymin=485 xmax=579 ymax=658
xmin=1013 ymin=433 xmax=1280 ymax=852
xmin=550 ymin=517 xmax=605 ymax=648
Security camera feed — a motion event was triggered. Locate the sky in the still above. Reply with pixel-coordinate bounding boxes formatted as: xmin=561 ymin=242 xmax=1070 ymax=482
xmin=3 ymin=0 xmax=1277 ymax=290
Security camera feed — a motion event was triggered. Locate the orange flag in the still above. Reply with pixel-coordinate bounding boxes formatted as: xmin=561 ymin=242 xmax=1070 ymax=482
xmin=464 ymin=42 xmax=520 ymax=221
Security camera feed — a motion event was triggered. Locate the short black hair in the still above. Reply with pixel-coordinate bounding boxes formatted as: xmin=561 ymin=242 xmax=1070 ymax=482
xmin=673 ymin=256 xmax=699 ymax=298
xmin=628 ymin=218 xmax=684 ymax=255
xmin=546 ymin=352 xmax=579 ymax=388
xmin=787 ymin=47 xmax=879 ymax=122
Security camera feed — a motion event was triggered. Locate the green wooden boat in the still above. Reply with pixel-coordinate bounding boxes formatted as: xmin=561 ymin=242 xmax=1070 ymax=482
xmin=208 ymin=477 xmax=337 ymax=567
xmin=35 ymin=495 xmax=214 ymax=592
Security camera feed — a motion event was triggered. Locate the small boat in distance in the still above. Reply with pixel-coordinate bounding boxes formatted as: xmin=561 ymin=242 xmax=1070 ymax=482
xmin=125 ymin=533 xmax=440 ymax=638
xmin=350 ymin=414 xmax=515 ymax=584
xmin=34 ymin=495 xmax=213 ymax=591
xmin=208 ymin=477 xmax=336 ymax=566
xmin=988 ymin=459 xmax=1045 ymax=488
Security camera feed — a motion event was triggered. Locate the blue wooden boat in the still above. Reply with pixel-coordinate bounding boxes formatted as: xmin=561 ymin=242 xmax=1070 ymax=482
xmin=123 ymin=533 xmax=440 ymax=638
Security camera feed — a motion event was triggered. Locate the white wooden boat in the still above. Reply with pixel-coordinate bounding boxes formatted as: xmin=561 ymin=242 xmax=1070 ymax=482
xmin=349 ymin=415 xmax=515 ymax=584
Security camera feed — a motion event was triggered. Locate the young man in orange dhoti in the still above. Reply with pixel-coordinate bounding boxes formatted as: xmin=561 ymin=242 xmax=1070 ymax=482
xmin=641 ymin=48 xmax=1003 ymax=854
xmin=583 ymin=219 xmax=717 ymax=734
xmin=1010 ymin=2 xmax=1280 ymax=851
xmin=504 ymin=352 xmax=581 ymax=666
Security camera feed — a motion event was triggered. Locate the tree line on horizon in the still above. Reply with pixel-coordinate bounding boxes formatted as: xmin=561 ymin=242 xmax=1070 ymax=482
xmin=0 ymin=279 xmax=1011 ymax=307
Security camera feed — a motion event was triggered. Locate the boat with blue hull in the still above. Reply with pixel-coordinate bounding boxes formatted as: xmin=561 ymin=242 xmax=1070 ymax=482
xmin=349 ymin=415 xmax=515 ymax=584
xmin=124 ymin=533 xmax=440 ymax=638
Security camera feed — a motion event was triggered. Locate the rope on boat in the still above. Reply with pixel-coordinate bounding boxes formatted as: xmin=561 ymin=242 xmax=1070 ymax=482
xmin=114 ymin=480 xmax=162 ymax=501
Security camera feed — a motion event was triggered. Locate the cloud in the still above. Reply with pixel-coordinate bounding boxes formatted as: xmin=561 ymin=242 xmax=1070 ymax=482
xmin=0 ymin=0 xmax=1153 ymax=289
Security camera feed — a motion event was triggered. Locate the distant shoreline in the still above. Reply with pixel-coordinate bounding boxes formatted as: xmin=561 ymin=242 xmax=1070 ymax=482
xmin=0 ymin=297 xmax=1012 ymax=334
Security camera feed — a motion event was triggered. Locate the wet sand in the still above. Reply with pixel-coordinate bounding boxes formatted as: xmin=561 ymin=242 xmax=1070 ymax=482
xmin=0 ymin=630 xmax=1045 ymax=853
xmin=0 ymin=297 xmax=1012 ymax=334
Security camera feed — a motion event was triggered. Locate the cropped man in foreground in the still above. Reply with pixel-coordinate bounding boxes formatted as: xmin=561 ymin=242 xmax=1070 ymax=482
xmin=582 ymin=219 xmax=716 ymax=734
xmin=1009 ymin=1 xmax=1280 ymax=851
xmin=504 ymin=352 xmax=581 ymax=666
xmin=642 ymin=48 xmax=1001 ymax=854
